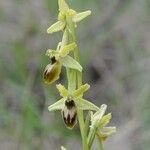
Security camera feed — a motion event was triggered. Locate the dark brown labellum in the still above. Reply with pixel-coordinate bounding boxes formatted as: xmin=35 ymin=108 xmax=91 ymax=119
xmin=43 ymin=61 xmax=61 ymax=84
xmin=62 ymin=99 xmax=77 ymax=129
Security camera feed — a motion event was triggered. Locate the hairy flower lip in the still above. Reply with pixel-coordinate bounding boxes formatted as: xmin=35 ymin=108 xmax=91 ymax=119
xmin=62 ymin=98 xmax=77 ymax=129
xmin=43 ymin=61 xmax=61 ymax=84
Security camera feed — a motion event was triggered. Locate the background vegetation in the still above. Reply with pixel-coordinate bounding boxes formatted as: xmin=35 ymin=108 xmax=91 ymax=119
xmin=0 ymin=0 xmax=150 ymax=149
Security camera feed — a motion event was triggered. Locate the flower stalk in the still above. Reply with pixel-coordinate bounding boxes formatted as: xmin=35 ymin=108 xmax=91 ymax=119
xmin=44 ymin=0 xmax=116 ymax=149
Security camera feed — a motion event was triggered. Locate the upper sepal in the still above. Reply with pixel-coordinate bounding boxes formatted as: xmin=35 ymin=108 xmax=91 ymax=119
xmin=56 ymin=84 xmax=68 ymax=97
xmin=58 ymin=0 xmax=69 ymax=13
xmin=73 ymin=84 xmax=90 ymax=98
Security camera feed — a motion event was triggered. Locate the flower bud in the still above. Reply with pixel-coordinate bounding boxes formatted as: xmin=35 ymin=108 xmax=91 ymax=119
xmin=44 ymin=58 xmax=61 ymax=84
xmin=62 ymin=99 xmax=77 ymax=129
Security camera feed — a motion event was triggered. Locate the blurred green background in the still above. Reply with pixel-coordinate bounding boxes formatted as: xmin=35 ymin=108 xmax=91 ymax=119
xmin=0 ymin=0 xmax=150 ymax=149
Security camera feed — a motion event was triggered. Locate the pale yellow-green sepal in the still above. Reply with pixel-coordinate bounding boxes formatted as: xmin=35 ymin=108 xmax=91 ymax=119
xmin=47 ymin=21 xmax=66 ymax=34
xmin=59 ymin=42 xmax=77 ymax=57
xmin=72 ymin=10 xmax=91 ymax=23
xmin=73 ymin=84 xmax=90 ymax=98
xmin=56 ymin=84 xmax=68 ymax=97
xmin=60 ymin=55 xmax=82 ymax=72
xmin=48 ymin=98 xmax=65 ymax=111
xmin=75 ymin=98 xmax=99 ymax=111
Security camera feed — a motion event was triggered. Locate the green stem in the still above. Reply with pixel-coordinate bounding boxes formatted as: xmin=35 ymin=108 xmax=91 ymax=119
xmin=66 ymin=15 xmax=88 ymax=150
xmin=61 ymin=29 xmax=76 ymax=92
xmin=96 ymin=136 xmax=103 ymax=150
xmin=84 ymin=111 xmax=91 ymax=137
xmin=88 ymin=127 xmax=97 ymax=148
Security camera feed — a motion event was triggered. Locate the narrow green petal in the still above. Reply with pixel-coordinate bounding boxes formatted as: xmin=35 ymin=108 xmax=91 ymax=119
xmin=58 ymin=0 xmax=69 ymax=12
xmin=48 ymin=98 xmax=65 ymax=111
xmin=75 ymin=98 xmax=99 ymax=111
xmin=73 ymin=84 xmax=90 ymax=98
xmin=60 ymin=55 xmax=82 ymax=72
xmin=56 ymin=84 xmax=68 ymax=97
xmin=72 ymin=10 xmax=91 ymax=23
xmin=59 ymin=42 xmax=77 ymax=57
xmin=47 ymin=21 xmax=65 ymax=34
